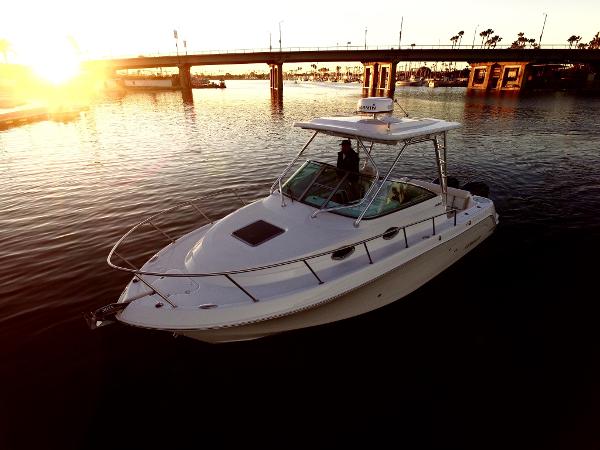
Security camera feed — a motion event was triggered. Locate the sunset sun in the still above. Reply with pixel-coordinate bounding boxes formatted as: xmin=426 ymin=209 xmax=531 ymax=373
xmin=21 ymin=36 xmax=82 ymax=85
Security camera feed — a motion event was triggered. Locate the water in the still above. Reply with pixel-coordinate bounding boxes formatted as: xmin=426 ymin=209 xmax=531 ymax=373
xmin=1 ymin=81 xmax=599 ymax=449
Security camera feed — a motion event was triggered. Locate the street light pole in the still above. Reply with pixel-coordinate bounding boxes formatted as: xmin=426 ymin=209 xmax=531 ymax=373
xmin=364 ymin=27 xmax=367 ymax=50
xmin=173 ymin=29 xmax=180 ymax=66
xmin=539 ymin=13 xmax=548 ymax=48
xmin=471 ymin=24 xmax=479 ymax=49
xmin=269 ymin=32 xmax=272 ymax=52
xmin=399 ymin=16 xmax=403 ymax=49
xmin=173 ymin=29 xmax=179 ymax=56
xmin=279 ymin=21 xmax=283 ymax=52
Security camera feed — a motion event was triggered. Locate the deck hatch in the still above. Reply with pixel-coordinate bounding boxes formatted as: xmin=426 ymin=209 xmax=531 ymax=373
xmin=232 ymin=220 xmax=285 ymax=247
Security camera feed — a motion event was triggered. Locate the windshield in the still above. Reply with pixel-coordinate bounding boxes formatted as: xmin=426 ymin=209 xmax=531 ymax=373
xmin=282 ymin=160 xmax=436 ymax=219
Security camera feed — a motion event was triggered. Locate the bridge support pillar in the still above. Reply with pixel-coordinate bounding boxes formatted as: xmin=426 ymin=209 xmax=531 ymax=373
xmin=468 ymin=61 xmax=530 ymax=92
xmin=362 ymin=62 xmax=397 ymax=98
xmin=178 ymin=64 xmax=193 ymax=102
xmin=269 ymin=63 xmax=283 ymax=101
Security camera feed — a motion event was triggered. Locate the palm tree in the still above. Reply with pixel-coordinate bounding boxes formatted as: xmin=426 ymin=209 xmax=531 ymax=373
xmin=318 ymin=66 xmax=329 ymax=80
xmin=510 ymin=32 xmax=528 ymax=49
xmin=480 ymin=29 xmax=494 ymax=47
xmin=485 ymin=35 xmax=502 ymax=49
xmin=457 ymin=30 xmax=465 ymax=47
xmin=567 ymin=35 xmax=582 ymax=48
xmin=450 ymin=35 xmax=459 ymax=49
xmin=589 ymin=32 xmax=600 ymax=49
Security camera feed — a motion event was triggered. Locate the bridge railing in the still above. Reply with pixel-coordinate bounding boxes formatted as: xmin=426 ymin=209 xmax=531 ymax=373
xmin=87 ymin=43 xmax=574 ymax=60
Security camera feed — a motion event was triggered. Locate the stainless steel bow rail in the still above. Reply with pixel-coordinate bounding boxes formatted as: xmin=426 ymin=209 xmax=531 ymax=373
xmin=87 ymin=189 xmax=463 ymax=326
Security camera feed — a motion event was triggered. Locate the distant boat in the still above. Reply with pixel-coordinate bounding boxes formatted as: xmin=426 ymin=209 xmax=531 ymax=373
xmin=118 ymin=75 xmax=181 ymax=91
xmin=397 ymin=76 xmax=425 ymax=87
xmin=191 ymin=76 xmax=226 ymax=89
xmin=426 ymin=78 xmax=468 ymax=88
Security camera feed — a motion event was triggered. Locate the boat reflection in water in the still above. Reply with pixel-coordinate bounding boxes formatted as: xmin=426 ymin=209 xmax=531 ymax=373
xmin=87 ymin=96 xmax=498 ymax=343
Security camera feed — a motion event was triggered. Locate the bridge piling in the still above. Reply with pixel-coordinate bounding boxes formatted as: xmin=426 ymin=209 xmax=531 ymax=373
xmin=269 ymin=63 xmax=283 ymax=101
xmin=178 ymin=64 xmax=193 ymax=100
xmin=362 ymin=62 xmax=397 ymax=98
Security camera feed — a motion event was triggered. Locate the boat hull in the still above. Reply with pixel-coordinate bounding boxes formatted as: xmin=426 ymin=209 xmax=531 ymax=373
xmin=176 ymin=214 xmax=497 ymax=343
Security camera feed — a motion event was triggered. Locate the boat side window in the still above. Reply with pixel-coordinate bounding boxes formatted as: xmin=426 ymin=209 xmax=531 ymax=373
xmin=332 ymin=180 xmax=436 ymax=219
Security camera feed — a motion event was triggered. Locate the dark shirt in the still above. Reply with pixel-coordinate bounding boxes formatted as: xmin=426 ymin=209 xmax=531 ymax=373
xmin=337 ymin=150 xmax=359 ymax=174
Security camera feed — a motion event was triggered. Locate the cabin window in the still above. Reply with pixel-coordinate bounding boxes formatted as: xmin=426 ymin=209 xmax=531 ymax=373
xmin=382 ymin=227 xmax=400 ymax=240
xmin=331 ymin=246 xmax=355 ymax=260
xmin=337 ymin=180 xmax=436 ymax=219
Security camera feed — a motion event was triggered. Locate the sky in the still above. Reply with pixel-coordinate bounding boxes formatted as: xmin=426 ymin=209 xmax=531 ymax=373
xmin=2 ymin=0 xmax=599 ymax=74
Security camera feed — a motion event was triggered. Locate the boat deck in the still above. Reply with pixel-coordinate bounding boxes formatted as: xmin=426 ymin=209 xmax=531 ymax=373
xmin=113 ymin=186 xmax=494 ymax=329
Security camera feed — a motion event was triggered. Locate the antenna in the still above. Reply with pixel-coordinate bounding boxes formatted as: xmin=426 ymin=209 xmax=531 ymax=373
xmin=393 ymin=99 xmax=409 ymax=117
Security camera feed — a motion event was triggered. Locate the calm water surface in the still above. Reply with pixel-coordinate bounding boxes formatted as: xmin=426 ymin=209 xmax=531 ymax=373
xmin=1 ymin=81 xmax=599 ymax=449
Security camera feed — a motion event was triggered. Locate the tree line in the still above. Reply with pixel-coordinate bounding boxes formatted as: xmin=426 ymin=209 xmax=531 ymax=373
xmin=449 ymin=30 xmax=600 ymax=49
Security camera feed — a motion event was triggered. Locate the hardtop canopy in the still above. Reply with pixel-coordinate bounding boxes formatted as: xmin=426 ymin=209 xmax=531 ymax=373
xmin=293 ymin=115 xmax=461 ymax=145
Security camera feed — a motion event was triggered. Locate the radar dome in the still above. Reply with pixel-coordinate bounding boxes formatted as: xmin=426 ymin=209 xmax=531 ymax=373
xmin=357 ymin=97 xmax=393 ymax=114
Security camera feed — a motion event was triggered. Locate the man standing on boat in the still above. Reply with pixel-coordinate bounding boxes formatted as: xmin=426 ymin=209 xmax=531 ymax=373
xmin=337 ymin=139 xmax=360 ymax=201
xmin=337 ymin=139 xmax=359 ymax=175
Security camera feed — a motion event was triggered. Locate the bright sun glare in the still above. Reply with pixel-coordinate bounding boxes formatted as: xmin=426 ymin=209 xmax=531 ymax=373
xmin=23 ymin=38 xmax=82 ymax=85
xmin=30 ymin=58 xmax=81 ymax=85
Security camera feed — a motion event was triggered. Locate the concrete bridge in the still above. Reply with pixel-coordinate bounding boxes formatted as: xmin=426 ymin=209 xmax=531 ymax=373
xmin=84 ymin=48 xmax=600 ymax=100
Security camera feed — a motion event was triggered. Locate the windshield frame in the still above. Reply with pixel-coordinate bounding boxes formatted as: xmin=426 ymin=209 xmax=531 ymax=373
xmin=272 ymin=130 xmax=450 ymax=227
xmin=282 ymin=160 xmax=437 ymax=220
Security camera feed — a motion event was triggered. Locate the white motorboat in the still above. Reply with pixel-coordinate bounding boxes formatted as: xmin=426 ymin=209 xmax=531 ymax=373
xmin=87 ymin=97 xmax=498 ymax=343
